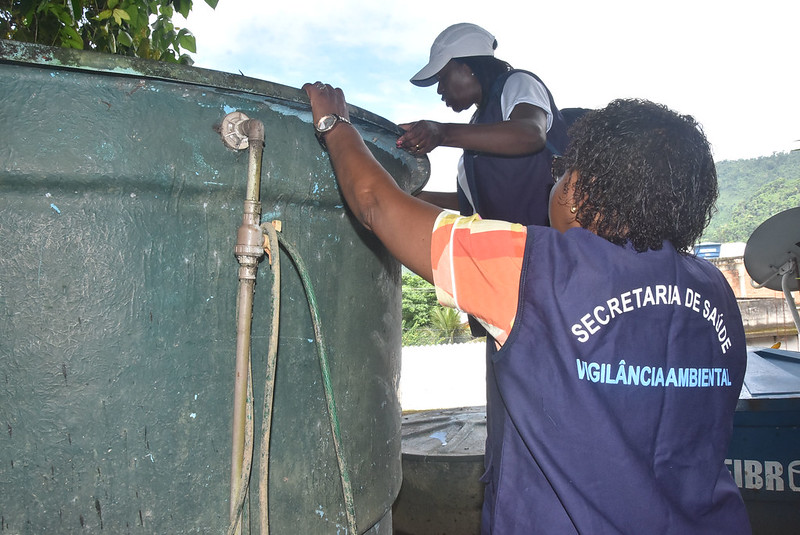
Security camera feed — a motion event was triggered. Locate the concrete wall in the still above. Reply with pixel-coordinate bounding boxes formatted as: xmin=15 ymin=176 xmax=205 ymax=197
xmin=708 ymin=255 xmax=799 ymax=350
xmin=738 ymin=297 xmax=800 ymax=351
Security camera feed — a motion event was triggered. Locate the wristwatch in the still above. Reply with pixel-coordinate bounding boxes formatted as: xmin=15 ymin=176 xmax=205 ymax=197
xmin=314 ymin=114 xmax=351 ymax=148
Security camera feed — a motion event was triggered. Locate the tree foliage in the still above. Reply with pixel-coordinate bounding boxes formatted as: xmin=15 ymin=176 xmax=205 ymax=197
xmin=703 ymin=151 xmax=800 ymax=243
xmin=402 ymin=271 xmax=472 ymax=346
xmin=430 ymin=307 xmax=467 ymax=345
xmin=0 ymin=0 xmax=218 ymax=64
xmin=401 ymin=271 xmax=438 ymax=345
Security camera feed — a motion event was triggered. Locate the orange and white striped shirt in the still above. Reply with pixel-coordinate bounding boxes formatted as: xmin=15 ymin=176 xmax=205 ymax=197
xmin=430 ymin=212 xmax=527 ymax=346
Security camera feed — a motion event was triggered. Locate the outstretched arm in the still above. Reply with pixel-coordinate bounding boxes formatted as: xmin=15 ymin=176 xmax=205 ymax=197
xmin=396 ymin=103 xmax=547 ymax=155
xmin=303 ymin=82 xmax=441 ymax=283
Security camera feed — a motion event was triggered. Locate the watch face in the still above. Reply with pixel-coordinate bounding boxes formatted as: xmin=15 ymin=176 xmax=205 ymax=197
xmin=316 ymin=115 xmax=337 ymax=132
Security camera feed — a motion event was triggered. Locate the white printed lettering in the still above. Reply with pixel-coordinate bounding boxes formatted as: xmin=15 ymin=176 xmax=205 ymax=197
xmin=726 ymin=459 xmax=800 ymax=494
xmin=620 ymin=291 xmax=633 ymax=312
xmin=744 ymin=460 xmax=763 ymax=490
xmin=789 ymin=461 xmax=800 ymax=492
xmin=581 ymin=313 xmax=600 ymax=336
xmin=571 ymin=285 xmax=736 ymax=353
xmin=595 ymin=305 xmax=610 ymax=326
xmin=572 ymin=323 xmax=589 ymax=343
xmin=765 ymin=461 xmax=784 ymax=491
xmin=607 ymin=297 xmax=622 ymax=318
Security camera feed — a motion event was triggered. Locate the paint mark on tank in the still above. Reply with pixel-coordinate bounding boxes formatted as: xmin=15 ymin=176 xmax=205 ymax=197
xmin=430 ymin=430 xmax=448 ymax=446
xmin=95 ymin=499 xmax=103 ymax=529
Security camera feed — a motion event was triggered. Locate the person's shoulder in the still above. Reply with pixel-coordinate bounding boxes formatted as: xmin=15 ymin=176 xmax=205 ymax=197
xmin=505 ymin=70 xmax=540 ymax=84
xmin=527 ymin=225 xmax=579 ymax=253
xmin=501 ymin=71 xmax=547 ymax=97
xmin=532 ymin=226 xmax=594 ymax=243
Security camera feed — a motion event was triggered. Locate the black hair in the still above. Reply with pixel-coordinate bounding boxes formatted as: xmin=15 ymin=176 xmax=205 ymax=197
xmin=562 ymin=98 xmax=717 ymax=253
xmin=560 ymin=107 xmax=593 ymax=129
xmin=452 ymin=54 xmax=511 ymax=109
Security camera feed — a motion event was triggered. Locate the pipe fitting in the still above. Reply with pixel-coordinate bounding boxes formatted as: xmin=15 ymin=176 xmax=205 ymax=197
xmin=221 ymin=112 xmax=266 ymax=151
xmin=242 ymin=118 xmax=265 ymax=146
xmin=235 ymin=223 xmax=264 ymax=260
xmin=235 ymin=200 xmax=264 ymax=279
xmin=221 ymin=111 xmax=252 ymax=150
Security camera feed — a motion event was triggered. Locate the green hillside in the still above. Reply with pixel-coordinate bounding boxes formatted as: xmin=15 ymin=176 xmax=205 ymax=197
xmin=702 ymin=151 xmax=800 ymax=243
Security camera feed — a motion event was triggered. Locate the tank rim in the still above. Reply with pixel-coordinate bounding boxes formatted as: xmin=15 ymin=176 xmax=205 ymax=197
xmin=0 ymin=39 xmax=401 ymax=135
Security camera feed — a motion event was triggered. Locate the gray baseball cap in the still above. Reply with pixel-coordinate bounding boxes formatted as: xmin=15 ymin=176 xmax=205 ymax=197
xmin=410 ymin=23 xmax=497 ymax=87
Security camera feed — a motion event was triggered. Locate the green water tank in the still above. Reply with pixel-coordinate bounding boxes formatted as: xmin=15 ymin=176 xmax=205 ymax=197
xmin=0 ymin=41 xmax=428 ymax=534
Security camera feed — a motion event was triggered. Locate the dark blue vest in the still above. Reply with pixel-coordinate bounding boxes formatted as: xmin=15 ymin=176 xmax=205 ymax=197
xmin=459 ymin=70 xmax=569 ymax=226
xmin=481 ymin=226 xmax=750 ymax=534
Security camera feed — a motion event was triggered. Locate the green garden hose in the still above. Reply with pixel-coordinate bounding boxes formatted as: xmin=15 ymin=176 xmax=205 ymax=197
xmin=226 ymin=223 xmax=358 ymax=535
xmin=276 ymin=233 xmax=358 ymax=535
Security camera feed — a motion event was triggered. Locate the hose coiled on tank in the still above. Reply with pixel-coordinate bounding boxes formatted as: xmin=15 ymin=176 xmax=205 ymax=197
xmin=275 ymin=233 xmax=358 ymax=535
xmin=226 ymin=222 xmax=358 ymax=535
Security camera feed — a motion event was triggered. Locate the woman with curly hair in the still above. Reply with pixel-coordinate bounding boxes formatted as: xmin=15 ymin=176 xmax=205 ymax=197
xmin=305 ymin=81 xmax=750 ymax=534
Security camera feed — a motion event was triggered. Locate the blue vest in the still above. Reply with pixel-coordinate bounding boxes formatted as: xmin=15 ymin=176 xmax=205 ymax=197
xmin=459 ymin=70 xmax=569 ymax=226
xmin=481 ymin=226 xmax=750 ymax=534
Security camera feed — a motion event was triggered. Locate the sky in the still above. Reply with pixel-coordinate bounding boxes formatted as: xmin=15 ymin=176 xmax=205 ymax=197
xmin=184 ymin=0 xmax=800 ymax=192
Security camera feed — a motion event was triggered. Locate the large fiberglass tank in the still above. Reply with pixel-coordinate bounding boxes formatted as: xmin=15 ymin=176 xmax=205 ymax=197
xmin=0 ymin=40 xmax=428 ymax=534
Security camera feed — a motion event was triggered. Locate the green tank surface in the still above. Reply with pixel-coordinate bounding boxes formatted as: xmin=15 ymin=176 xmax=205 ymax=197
xmin=0 ymin=40 xmax=428 ymax=534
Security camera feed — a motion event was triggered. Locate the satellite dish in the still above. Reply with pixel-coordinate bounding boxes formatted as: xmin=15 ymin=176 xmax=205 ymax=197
xmin=744 ymin=206 xmax=800 ymax=336
xmin=744 ymin=207 xmax=800 ymax=292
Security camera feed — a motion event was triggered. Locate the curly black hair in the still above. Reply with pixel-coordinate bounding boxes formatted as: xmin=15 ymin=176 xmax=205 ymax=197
xmin=562 ymin=98 xmax=717 ymax=253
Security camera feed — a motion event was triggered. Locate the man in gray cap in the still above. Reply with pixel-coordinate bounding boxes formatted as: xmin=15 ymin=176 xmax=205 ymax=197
xmin=397 ymin=22 xmax=569 ymax=228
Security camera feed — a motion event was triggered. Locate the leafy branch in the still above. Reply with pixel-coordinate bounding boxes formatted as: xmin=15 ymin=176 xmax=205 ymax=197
xmin=0 ymin=0 xmax=219 ymax=64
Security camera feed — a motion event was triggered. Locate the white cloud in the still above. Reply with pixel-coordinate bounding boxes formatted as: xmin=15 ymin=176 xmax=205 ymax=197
xmin=186 ymin=0 xmax=800 ymax=187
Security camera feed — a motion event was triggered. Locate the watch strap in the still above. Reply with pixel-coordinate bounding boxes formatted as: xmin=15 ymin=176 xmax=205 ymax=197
xmin=315 ymin=114 xmax=352 ymax=149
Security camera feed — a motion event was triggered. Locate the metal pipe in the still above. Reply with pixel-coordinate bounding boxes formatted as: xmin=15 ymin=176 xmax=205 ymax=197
xmin=781 ymin=260 xmax=800 ymax=335
xmin=225 ymin=113 xmax=266 ymax=533
xmin=750 ymin=256 xmax=800 ymax=338
xmin=244 ymin=119 xmax=265 ymax=202
xmin=230 ymin=278 xmax=255 ymax=521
